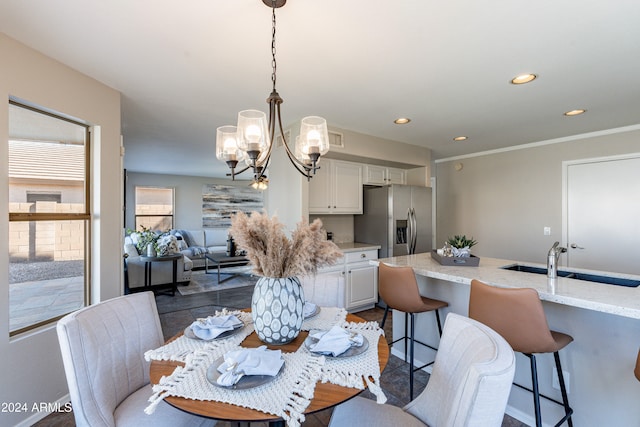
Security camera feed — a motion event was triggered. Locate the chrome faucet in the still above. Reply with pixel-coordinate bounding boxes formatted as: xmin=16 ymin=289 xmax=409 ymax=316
xmin=547 ymin=241 xmax=567 ymax=279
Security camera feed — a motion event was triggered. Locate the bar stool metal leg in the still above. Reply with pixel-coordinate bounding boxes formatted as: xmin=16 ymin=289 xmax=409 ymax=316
xmin=554 ymin=352 xmax=574 ymax=427
xmin=528 ymin=354 xmax=543 ymax=427
xmin=409 ymin=313 xmax=415 ymax=400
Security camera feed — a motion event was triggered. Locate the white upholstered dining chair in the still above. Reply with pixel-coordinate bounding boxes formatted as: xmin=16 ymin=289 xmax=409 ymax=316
xmin=57 ymin=291 xmax=215 ymax=427
xmin=328 ymin=313 xmax=515 ymax=427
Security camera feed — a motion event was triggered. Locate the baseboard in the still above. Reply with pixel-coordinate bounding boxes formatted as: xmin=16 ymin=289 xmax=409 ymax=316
xmin=504 ymin=406 xmax=537 ymax=427
xmin=12 ymin=394 xmax=71 ymax=427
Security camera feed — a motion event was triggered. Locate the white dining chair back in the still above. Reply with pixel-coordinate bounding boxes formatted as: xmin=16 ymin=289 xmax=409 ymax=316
xmin=57 ymin=291 xmax=214 ymax=427
xmin=328 ymin=313 xmax=515 ymax=427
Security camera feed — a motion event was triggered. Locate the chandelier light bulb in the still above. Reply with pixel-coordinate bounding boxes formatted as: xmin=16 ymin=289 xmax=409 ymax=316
xmin=246 ymin=125 xmax=262 ymax=142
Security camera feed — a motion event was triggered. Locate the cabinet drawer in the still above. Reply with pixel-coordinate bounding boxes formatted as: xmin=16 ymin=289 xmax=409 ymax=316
xmin=345 ymin=250 xmax=378 ymax=263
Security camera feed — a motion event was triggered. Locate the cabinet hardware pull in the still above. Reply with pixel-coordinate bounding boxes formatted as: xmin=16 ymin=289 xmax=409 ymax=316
xmin=361 ymin=253 xmax=366 ymax=258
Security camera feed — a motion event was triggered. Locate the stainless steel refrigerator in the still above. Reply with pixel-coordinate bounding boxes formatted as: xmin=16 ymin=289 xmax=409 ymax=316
xmin=354 ymin=185 xmax=433 ymax=258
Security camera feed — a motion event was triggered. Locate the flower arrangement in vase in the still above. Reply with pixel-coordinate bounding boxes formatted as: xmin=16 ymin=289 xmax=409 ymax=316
xmin=229 ymin=211 xmax=342 ymax=344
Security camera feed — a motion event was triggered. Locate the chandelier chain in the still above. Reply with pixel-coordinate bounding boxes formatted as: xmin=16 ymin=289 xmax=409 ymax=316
xmin=271 ymin=3 xmax=277 ymax=91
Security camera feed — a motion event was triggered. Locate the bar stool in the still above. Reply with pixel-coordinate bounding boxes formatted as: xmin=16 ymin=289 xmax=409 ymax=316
xmin=635 ymin=349 xmax=640 ymax=382
xmin=468 ymin=279 xmax=573 ymax=427
xmin=378 ymin=262 xmax=449 ymax=400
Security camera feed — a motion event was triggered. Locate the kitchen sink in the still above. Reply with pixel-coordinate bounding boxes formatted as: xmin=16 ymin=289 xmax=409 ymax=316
xmin=501 ymin=264 xmax=640 ymax=288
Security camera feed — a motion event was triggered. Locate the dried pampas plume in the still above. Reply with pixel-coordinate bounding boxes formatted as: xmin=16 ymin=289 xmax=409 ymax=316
xmin=229 ymin=211 xmax=342 ymax=278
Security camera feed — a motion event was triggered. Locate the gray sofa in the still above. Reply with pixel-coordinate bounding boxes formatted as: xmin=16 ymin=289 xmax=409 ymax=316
xmin=170 ymin=228 xmax=228 ymax=269
xmin=124 ymin=228 xmax=229 ymax=290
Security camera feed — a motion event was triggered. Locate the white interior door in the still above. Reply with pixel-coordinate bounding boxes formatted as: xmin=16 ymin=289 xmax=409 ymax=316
xmin=564 ymin=154 xmax=640 ymax=275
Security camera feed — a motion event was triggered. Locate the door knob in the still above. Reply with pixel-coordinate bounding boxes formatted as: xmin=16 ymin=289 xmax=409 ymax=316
xmin=570 ymin=243 xmax=585 ymax=249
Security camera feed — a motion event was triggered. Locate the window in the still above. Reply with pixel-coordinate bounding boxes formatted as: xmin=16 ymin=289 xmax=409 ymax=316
xmin=134 ymin=186 xmax=174 ymax=231
xmin=8 ymin=100 xmax=90 ymax=336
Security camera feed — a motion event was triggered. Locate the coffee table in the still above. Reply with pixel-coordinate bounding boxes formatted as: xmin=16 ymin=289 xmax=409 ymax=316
xmin=204 ymin=253 xmax=250 ymax=283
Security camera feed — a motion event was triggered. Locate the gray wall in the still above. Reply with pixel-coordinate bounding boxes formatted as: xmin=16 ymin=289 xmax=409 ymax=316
xmin=125 ymin=172 xmax=252 ymax=230
xmin=435 ymin=126 xmax=640 ymax=265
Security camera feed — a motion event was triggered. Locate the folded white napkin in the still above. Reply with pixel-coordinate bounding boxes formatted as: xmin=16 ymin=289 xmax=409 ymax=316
xmin=309 ymin=325 xmax=363 ymax=356
xmin=216 ymin=346 xmax=284 ymax=386
xmin=190 ymin=314 xmax=242 ymax=340
xmin=303 ymin=301 xmax=317 ymax=318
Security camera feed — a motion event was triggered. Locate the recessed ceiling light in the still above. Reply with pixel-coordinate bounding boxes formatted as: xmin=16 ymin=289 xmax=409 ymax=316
xmin=564 ymin=109 xmax=587 ymax=116
xmin=510 ymin=74 xmax=537 ymax=85
xmin=394 ymin=118 xmax=411 ymax=125
xmin=453 ymin=136 xmax=468 ymax=141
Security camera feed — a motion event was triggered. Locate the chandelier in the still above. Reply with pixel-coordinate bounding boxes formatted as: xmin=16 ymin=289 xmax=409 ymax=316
xmin=215 ymin=0 xmax=330 ymax=189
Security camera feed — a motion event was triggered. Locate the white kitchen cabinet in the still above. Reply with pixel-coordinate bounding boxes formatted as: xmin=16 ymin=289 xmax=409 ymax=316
xmin=302 ymin=248 xmax=378 ymax=312
xmin=364 ymin=165 xmax=406 ymax=185
xmin=309 ymin=159 xmax=362 ymax=214
xmin=344 ymin=249 xmax=379 ymax=311
xmin=386 ymin=167 xmax=406 ymax=184
xmin=345 ymin=262 xmax=378 ymax=310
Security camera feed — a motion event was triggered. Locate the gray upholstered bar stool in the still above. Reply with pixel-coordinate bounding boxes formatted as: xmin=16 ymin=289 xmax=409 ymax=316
xmin=469 ymin=279 xmax=573 ymax=427
xmin=378 ymin=262 xmax=448 ymax=400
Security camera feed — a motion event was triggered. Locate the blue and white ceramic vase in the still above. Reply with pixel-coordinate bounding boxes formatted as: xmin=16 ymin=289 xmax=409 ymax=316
xmin=251 ymin=276 xmax=304 ymax=345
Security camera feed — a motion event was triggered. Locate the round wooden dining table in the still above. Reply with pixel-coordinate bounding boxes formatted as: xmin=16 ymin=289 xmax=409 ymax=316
xmin=149 ymin=312 xmax=389 ymax=425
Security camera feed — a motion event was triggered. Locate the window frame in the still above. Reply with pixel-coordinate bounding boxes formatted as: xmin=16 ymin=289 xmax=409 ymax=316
xmin=8 ymin=99 xmax=91 ymax=336
xmin=134 ymin=186 xmax=175 ymax=231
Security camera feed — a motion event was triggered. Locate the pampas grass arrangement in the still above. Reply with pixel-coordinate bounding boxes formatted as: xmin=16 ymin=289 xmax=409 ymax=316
xmin=229 ymin=211 xmax=342 ymax=278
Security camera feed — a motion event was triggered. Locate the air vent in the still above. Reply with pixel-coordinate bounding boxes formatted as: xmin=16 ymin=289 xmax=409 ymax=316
xmin=329 ymin=131 xmax=344 ymax=148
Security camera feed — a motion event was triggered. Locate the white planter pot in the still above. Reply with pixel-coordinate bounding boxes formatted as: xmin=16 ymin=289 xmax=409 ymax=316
xmin=251 ymin=276 xmax=304 ymax=345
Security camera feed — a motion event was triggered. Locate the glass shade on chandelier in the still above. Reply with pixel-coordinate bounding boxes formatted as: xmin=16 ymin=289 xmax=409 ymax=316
xmin=216 ymin=125 xmax=246 ymax=174
xmin=237 ymin=110 xmax=270 ymax=163
xmin=295 ymin=116 xmax=330 ymax=165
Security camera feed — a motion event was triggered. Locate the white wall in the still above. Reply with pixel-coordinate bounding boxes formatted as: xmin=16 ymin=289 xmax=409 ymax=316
xmin=264 ymin=143 xmax=308 ymax=234
xmin=1 ymin=33 xmax=122 ymax=426
xmin=434 ymin=126 xmax=640 ymax=264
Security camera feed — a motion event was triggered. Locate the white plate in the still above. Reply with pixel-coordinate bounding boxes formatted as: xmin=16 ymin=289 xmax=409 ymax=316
xmin=304 ymin=330 xmax=369 ymax=358
xmin=184 ymin=319 xmax=244 ymax=341
xmin=206 ymin=356 xmax=284 ymax=390
xmin=304 ymin=305 xmax=321 ymax=319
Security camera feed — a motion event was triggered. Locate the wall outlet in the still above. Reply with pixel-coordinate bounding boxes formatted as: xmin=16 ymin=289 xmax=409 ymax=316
xmin=544 ymin=226 xmax=551 ymax=236
xmin=552 ymin=369 xmax=570 ymax=393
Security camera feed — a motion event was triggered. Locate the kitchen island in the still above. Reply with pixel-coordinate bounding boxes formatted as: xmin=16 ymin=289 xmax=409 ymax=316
xmin=375 ymin=252 xmax=640 ymax=427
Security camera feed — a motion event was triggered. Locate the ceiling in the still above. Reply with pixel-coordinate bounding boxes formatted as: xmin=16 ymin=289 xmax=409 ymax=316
xmin=2 ymin=0 xmax=640 ymax=178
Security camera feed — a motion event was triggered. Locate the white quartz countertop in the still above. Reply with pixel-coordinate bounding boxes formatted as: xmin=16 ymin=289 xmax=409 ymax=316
xmin=335 ymin=242 xmax=381 ymax=253
xmin=374 ymin=252 xmax=640 ymax=319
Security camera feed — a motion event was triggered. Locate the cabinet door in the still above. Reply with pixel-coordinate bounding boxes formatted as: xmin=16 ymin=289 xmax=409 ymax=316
xmin=386 ymin=167 xmax=406 ymax=185
xmin=308 ymin=161 xmax=332 ymax=214
xmin=332 ymin=161 xmax=363 ymax=214
xmin=346 ymin=263 xmax=378 ymax=310
xmin=364 ymin=165 xmax=387 ymax=185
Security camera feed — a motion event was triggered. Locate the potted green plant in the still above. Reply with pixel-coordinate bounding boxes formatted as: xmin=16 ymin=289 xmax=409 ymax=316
xmin=446 ymin=235 xmax=477 ymax=258
xmin=432 ymin=234 xmax=479 ymax=266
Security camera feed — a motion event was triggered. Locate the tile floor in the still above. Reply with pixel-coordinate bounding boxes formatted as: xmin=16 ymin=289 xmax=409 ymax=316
xmin=35 ymin=284 xmax=527 ymax=427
